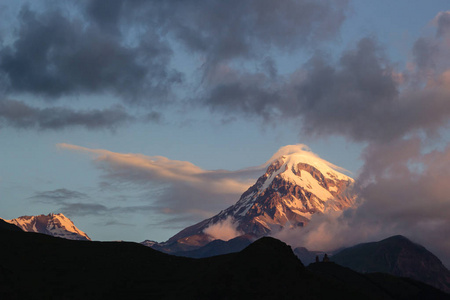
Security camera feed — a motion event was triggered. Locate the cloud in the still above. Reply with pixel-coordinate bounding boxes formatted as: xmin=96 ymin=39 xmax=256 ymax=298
xmin=0 ymin=0 xmax=349 ymax=131
xmin=103 ymin=220 xmax=135 ymax=227
xmin=29 ymin=188 xmax=108 ymax=216
xmin=0 ymin=0 xmax=347 ymax=104
xmin=203 ymin=216 xmax=242 ymax=241
xmin=0 ymin=4 xmax=181 ymax=103
xmin=82 ymin=0 xmax=347 ymax=65
xmin=0 ymin=99 xmax=133 ymax=130
xmin=31 ymin=188 xmax=88 ymax=201
xmin=58 ymin=143 xmax=264 ymax=221
xmin=29 ymin=187 xmax=164 ymax=218
xmin=200 ymin=10 xmax=450 ymax=145
xmin=205 ymin=37 xmax=450 ymax=143
xmin=434 ymin=11 xmax=450 ymax=37
xmin=60 ymin=203 xmax=109 ymax=216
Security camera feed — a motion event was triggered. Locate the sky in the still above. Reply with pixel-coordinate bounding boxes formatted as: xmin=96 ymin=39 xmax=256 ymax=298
xmin=1 ymin=0 xmax=450 ymax=265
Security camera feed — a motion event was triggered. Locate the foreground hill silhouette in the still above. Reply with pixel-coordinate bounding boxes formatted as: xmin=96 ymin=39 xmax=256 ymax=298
xmin=0 ymin=219 xmax=22 ymax=232
xmin=0 ymin=225 xmax=448 ymax=299
xmin=333 ymin=235 xmax=450 ymax=293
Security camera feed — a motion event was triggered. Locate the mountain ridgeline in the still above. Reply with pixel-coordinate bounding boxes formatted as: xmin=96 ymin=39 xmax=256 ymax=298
xmin=0 ymin=224 xmax=448 ymax=299
xmin=332 ymin=235 xmax=450 ymax=293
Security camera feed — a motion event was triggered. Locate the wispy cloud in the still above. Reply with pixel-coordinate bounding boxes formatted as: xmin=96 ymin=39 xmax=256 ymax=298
xmin=0 ymin=100 xmax=133 ymax=130
xmin=58 ymin=143 xmax=265 ymax=221
xmin=31 ymin=188 xmax=88 ymax=201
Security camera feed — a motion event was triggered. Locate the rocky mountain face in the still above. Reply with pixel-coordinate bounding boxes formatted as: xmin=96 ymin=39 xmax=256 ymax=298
xmin=2 ymin=213 xmax=90 ymax=241
xmin=155 ymin=151 xmax=355 ymax=252
xmin=332 ymin=235 xmax=450 ymax=293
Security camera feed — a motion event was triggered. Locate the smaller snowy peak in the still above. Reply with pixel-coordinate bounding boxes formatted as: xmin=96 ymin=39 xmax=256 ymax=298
xmin=3 ymin=213 xmax=90 ymax=241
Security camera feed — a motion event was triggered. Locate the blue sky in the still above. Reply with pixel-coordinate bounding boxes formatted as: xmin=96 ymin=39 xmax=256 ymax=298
xmin=1 ymin=1 xmax=450 ymax=265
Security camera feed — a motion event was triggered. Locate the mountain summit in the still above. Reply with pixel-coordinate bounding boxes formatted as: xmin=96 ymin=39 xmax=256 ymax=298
xmin=2 ymin=213 xmax=90 ymax=241
xmin=157 ymin=147 xmax=355 ymax=251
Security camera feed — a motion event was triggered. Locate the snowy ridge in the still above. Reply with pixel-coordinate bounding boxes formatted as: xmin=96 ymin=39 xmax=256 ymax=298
xmin=3 ymin=213 xmax=90 ymax=241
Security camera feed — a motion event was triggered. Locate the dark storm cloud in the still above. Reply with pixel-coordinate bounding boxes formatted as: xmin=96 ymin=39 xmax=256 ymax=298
xmin=0 ymin=99 xmax=133 ymax=130
xmin=0 ymin=5 xmax=181 ymax=103
xmin=0 ymin=0 xmax=349 ymax=130
xmin=205 ymin=37 xmax=450 ymax=142
xmin=0 ymin=0 xmax=347 ymax=102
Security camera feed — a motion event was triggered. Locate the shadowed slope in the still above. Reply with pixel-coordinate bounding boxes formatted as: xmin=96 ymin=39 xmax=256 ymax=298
xmin=0 ymin=219 xmax=22 ymax=232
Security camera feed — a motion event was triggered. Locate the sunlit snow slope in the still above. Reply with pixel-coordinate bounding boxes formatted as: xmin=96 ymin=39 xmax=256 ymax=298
xmin=3 ymin=213 xmax=90 ymax=241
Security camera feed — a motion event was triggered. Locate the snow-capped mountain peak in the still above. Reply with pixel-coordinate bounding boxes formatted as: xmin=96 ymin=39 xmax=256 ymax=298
xmin=259 ymin=153 xmax=353 ymax=198
xmin=156 ymin=146 xmax=356 ymax=251
xmin=2 ymin=213 xmax=90 ymax=241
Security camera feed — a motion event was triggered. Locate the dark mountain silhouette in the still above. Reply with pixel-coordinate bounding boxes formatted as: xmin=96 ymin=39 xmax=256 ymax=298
xmin=172 ymin=234 xmax=254 ymax=258
xmin=0 ymin=219 xmax=22 ymax=232
xmin=294 ymin=246 xmax=328 ymax=265
xmin=308 ymin=261 xmax=449 ymax=300
xmin=332 ymin=235 xmax=450 ymax=293
xmin=0 ymin=227 xmax=448 ymax=299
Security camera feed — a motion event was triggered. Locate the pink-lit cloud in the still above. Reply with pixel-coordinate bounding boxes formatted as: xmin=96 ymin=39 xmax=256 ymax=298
xmin=58 ymin=143 xmax=265 ymax=221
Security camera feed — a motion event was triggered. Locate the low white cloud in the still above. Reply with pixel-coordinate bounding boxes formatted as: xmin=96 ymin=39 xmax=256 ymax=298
xmin=203 ymin=216 xmax=242 ymax=241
